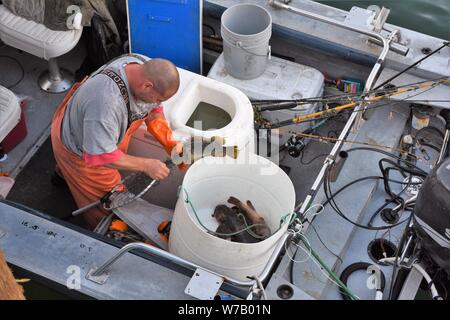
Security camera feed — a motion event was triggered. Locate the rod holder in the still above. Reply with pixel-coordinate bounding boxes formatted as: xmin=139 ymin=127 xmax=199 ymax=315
xmin=329 ymin=150 xmax=349 ymax=182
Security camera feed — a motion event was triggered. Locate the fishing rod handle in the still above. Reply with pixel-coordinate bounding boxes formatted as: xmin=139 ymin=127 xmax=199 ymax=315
xmin=72 ymin=199 xmax=101 ymax=216
xmin=72 ymin=159 xmax=174 ymax=217
xmin=164 ymin=158 xmax=175 ymax=168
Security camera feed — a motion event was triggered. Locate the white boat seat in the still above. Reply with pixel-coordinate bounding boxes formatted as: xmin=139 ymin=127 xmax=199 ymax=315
xmin=0 ymin=5 xmax=82 ymax=60
xmin=0 ymin=5 xmax=83 ymax=93
xmin=0 ymin=85 xmax=21 ymax=143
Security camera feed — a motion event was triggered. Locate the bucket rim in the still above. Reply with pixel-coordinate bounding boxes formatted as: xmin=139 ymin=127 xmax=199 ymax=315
xmin=221 ymin=3 xmax=272 ymax=39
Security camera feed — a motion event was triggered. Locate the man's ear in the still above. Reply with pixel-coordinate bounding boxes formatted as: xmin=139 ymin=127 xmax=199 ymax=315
xmin=144 ymin=81 xmax=154 ymax=90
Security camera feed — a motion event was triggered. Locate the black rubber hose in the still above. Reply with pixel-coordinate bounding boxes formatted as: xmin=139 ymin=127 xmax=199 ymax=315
xmin=415 ymin=126 xmax=445 ymax=140
xmin=339 ymin=262 xmax=386 ymax=300
xmin=345 ymin=147 xmax=418 ymax=166
xmin=0 ymin=55 xmax=25 ymax=89
xmin=322 ymin=175 xmax=422 ymax=209
xmin=418 ymin=142 xmax=440 ymax=152
xmin=323 ymin=167 xmax=412 ymax=231
xmin=378 ymin=158 xmax=427 ymax=199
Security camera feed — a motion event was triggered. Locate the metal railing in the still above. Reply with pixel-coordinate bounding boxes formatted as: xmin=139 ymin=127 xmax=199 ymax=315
xmin=268 ymin=0 xmax=408 ymax=56
xmin=89 ymin=233 xmax=290 ymax=288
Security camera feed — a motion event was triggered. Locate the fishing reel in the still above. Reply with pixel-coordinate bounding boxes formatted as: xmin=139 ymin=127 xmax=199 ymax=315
xmin=285 ymin=135 xmax=307 ymax=158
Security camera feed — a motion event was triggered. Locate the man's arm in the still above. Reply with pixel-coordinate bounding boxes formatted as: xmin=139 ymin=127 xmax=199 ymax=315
xmin=104 ymin=154 xmax=170 ymax=180
xmin=145 ymin=108 xmax=165 ymax=123
xmin=146 ymin=109 xmax=183 ymax=155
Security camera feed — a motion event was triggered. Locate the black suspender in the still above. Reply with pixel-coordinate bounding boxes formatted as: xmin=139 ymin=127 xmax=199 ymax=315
xmin=98 ymin=53 xmax=147 ymax=70
xmin=98 ymin=68 xmax=134 ymax=128
xmin=93 ymin=54 xmax=148 ymax=129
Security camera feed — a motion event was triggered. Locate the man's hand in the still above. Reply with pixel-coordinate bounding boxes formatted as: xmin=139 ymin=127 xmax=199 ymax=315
xmin=143 ymin=159 xmax=170 ymax=180
xmin=173 ymin=141 xmax=183 ymax=155
xmin=105 ymin=154 xmax=170 ymax=180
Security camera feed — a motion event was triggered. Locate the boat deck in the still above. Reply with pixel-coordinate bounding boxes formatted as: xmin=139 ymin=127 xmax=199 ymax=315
xmin=1 ymin=0 xmax=449 ymax=300
xmin=0 ymin=43 xmax=86 ymax=177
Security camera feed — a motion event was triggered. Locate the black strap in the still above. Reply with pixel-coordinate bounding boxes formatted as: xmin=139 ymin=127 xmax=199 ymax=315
xmin=98 ymin=68 xmax=133 ymax=128
xmin=102 ymin=53 xmax=147 ymax=68
xmin=93 ymin=54 xmax=149 ymax=128
xmin=89 ymin=53 xmax=147 ymax=78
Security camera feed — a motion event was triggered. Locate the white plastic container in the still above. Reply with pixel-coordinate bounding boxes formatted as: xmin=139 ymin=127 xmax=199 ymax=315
xmin=168 ymin=154 xmax=296 ymax=281
xmin=0 ymin=85 xmax=21 ymax=142
xmin=127 ymin=67 xmax=256 ymax=208
xmin=208 ymin=54 xmax=324 ymax=146
xmin=165 ymin=67 xmax=255 ymax=156
xmin=221 ymin=4 xmax=272 ymax=80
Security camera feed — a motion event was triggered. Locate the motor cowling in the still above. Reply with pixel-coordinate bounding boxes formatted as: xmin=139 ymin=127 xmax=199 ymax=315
xmin=413 ymin=157 xmax=450 ymax=273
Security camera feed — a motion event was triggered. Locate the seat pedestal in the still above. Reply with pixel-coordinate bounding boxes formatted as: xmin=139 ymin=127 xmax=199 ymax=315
xmin=38 ymin=58 xmax=74 ymax=93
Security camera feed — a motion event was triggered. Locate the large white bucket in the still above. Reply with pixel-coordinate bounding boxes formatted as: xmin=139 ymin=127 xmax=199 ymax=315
xmin=168 ymin=154 xmax=295 ymax=281
xmin=221 ymin=4 xmax=272 ymax=80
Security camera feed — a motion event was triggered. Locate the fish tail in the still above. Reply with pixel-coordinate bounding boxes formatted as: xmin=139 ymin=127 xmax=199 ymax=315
xmin=227 ymin=196 xmax=241 ymax=206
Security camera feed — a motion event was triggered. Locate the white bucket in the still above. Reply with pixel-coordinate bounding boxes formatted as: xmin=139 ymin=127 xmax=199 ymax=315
xmin=168 ymin=154 xmax=295 ymax=281
xmin=221 ymin=4 xmax=272 ymax=80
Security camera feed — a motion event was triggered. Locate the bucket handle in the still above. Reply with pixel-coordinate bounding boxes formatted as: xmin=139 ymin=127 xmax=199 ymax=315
xmin=235 ymin=41 xmax=271 ymax=59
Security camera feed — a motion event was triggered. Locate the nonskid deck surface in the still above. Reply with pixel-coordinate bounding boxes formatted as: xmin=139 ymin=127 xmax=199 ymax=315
xmin=0 ymin=41 xmax=86 ymax=226
xmin=0 ymin=201 xmax=196 ymax=300
xmin=6 ymin=137 xmax=81 ymax=225
xmin=0 ymin=44 xmax=86 ymax=177
xmin=291 ymin=104 xmax=411 ymax=299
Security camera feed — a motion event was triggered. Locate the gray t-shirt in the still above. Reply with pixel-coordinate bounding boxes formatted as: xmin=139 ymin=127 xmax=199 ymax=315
xmin=61 ymin=55 xmax=159 ymax=157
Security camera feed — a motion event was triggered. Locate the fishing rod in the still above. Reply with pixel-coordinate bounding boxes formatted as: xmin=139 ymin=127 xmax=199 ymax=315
xmin=253 ymin=41 xmax=449 ymax=115
xmin=361 ymin=41 xmax=449 ymax=117
xmin=275 ymin=78 xmax=448 ymax=127
xmin=257 ymin=79 xmax=446 ymax=165
xmin=374 ymin=41 xmax=450 ymax=90
xmin=252 ymin=39 xmax=449 ymax=108
xmin=253 ymin=76 xmax=450 ymax=113
xmin=252 ymin=92 xmax=364 ymax=106
xmin=279 ymin=130 xmax=427 ymax=162
xmin=268 ymin=77 xmax=450 ymax=129
xmin=268 ymin=78 xmax=445 ymax=166
xmin=255 ymin=100 xmax=339 ymax=112
xmin=252 ymin=85 xmax=384 ymax=108
xmin=258 ymin=76 xmax=446 ymax=157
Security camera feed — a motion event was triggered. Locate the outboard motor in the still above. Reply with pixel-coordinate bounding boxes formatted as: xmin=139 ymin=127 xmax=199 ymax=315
xmin=413 ymin=157 xmax=450 ymax=274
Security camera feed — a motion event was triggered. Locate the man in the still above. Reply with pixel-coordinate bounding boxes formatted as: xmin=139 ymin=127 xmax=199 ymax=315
xmin=51 ymin=54 xmax=182 ymax=229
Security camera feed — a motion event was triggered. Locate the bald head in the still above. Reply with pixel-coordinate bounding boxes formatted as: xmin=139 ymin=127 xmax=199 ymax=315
xmin=125 ymin=58 xmax=180 ymax=104
xmin=141 ymin=58 xmax=180 ymax=98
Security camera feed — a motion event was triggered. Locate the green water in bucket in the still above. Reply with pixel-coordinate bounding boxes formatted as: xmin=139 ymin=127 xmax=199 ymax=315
xmin=186 ymin=102 xmax=232 ymax=131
